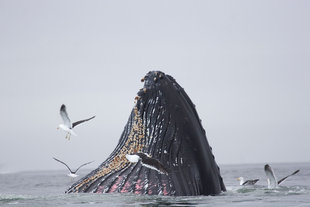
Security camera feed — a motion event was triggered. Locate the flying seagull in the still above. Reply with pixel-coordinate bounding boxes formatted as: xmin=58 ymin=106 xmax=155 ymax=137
xmin=264 ymin=164 xmax=300 ymax=189
xmin=237 ymin=177 xmax=259 ymax=186
xmin=126 ymin=153 xmax=169 ymax=175
xmin=53 ymin=157 xmax=94 ymax=178
xmin=57 ymin=104 xmax=95 ymax=140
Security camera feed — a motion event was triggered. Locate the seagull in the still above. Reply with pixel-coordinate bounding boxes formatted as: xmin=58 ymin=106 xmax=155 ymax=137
xmin=125 ymin=153 xmax=169 ymax=175
xmin=53 ymin=157 xmax=94 ymax=178
xmin=57 ymin=104 xmax=95 ymax=140
xmin=264 ymin=164 xmax=300 ymax=189
xmin=237 ymin=177 xmax=259 ymax=186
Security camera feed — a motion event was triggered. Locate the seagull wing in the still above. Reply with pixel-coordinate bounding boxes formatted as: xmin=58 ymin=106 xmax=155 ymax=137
xmin=73 ymin=161 xmax=94 ymax=173
xmin=251 ymin=179 xmax=259 ymax=184
xmin=264 ymin=164 xmax=278 ymax=188
xmin=243 ymin=179 xmax=259 ymax=185
xmin=242 ymin=180 xmax=249 ymax=185
xmin=53 ymin=157 xmax=73 ymax=174
xmin=60 ymin=104 xmax=72 ymax=128
xmin=72 ymin=116 xmax=95 ymax=128
xmin=277 ymin=169 xmax=300 ymax=185
xmin=141 ymin=157 xmax=169 ymax=175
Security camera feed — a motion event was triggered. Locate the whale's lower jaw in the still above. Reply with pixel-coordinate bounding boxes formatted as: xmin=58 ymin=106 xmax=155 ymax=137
xmin=66 ymin=71 xmax=225 ymax=196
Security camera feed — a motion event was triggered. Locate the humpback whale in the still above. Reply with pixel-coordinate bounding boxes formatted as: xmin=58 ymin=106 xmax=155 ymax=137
xmin=66 ymin=71 xmax=225 ymax=196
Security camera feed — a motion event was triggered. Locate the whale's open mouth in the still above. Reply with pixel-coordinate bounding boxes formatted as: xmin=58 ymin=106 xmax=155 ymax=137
xmin=66 ymin=71 xmax=225 ymax=196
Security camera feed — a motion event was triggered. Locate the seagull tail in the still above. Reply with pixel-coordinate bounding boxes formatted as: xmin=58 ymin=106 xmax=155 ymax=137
xmin=71 ymin=130 xmax=77 ymax=136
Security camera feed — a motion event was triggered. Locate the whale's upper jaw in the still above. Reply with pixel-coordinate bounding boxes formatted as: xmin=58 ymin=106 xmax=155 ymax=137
xmin=138 ymin=71 xmax=178 ymax=93
xmin=66 ymin=71 xmax=225 ymax=196
xmin=141 ymin=70 xmax=164 ymax=87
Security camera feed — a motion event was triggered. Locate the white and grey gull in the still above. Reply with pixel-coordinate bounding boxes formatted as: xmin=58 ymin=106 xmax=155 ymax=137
xmin=57 ymin=104 xmax=95 ymax=140
xmin=237 ymin=177 xmax=259 ymax=186
xmin=53 ymin=157 xmax=94 ymax=178
xmin=126 ymin=153 xmax=169 ymax=175
xmin=264 ymin=164 xmax=300 ymax=189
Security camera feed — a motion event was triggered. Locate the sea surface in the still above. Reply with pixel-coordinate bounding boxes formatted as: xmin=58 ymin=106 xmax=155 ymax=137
xmin=0 ymin=162 xmax=309 ymax=207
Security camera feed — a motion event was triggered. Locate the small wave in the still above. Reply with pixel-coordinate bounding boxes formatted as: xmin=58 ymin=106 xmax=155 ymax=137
xmin=223 ymin=185 xmax=310 ymax=197
xmin=263 ymin=185 xmax=310 ymax=196
xmin=0 ymin=194 xmax=35 ymax=205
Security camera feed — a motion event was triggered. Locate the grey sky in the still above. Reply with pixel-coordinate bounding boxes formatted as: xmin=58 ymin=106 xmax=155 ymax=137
xmin=0 ymin=0 xmax=309 ymax=172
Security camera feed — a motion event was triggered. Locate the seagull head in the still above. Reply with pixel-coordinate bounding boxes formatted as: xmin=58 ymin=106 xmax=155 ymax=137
xmin=126 ymin=154 xmax=140 ymax=163
xmin=57 ymin=124 xmax=63 ymax=130
xmin=58 ymin=124 xmax=69 ymax=131
xmin=237 ymin=177 xmax=244 ymax=185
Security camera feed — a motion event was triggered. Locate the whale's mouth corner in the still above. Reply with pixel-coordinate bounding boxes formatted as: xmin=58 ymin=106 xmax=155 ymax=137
xmin=67 ymin=71 xmax=225 ymax=196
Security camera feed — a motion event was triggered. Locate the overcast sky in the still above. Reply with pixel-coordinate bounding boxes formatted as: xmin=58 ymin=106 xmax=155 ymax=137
xmin=0 ymin=0 xmax=309 ymax=172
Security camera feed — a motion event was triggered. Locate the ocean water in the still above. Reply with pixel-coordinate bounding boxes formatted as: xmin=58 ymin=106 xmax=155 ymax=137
xmin=0 ymin=163 xmax=309 ymax=207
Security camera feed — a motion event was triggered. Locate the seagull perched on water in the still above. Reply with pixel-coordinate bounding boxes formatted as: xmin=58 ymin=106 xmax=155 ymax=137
xmin=126 ymin=153 xmax=169 ymax=175
xmin=237 ymin=177 xmax=259 ymax=186
xmin=53 ymin=157 xmax=94 ymax=178
xmin=57 ymin=104 xmax=95 ymax=140
xmin=264 ymin=164 xmax=300 ymax=189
